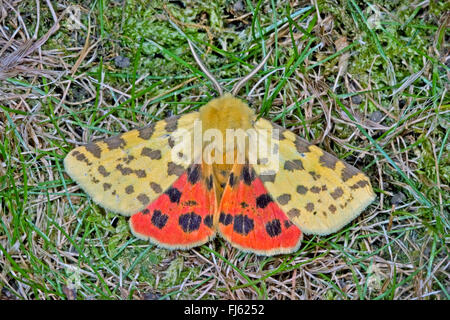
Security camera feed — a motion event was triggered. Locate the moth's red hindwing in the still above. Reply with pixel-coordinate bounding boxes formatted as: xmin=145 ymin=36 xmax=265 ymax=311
xmin=218 ymin=164 xmax=302 ymax=255
xmin=130 ymin=164 xmax=216 ymax=248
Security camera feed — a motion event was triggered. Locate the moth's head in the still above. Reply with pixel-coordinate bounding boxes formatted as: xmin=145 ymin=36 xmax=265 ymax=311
xmin=199 ymin=93 xmax=254 ymax=133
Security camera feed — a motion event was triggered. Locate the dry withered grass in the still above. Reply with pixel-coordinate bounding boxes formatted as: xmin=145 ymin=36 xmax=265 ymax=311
xmin=0 ymin=0 xmax=448 ymax=300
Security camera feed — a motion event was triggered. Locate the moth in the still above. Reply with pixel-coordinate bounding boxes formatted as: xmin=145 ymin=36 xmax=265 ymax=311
xmin=64 ymin=41 xmax=375 ymax=256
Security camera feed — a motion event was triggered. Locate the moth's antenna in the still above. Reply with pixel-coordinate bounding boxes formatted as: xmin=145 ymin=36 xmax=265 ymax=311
xmin=188 ymin=40 xmax=224 ymax=96
xmin=231 ymin=49 xmax=273 ymax=96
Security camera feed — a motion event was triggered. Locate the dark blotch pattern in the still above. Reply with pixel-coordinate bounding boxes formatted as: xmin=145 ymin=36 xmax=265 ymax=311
xmin=73 ymin=151 xmax=91 ymax=165
xmin=329 ymin=204 xmax=337 ymax=214
xmin=142 ymin=208 xmax=150 ymax=215
xmin=137 ymin=193 xmax=150 ymax=206
xmin=105 ymin=135 xmax=126 ymax=150
xmin=305 ymin=202 xmax=314 ymax=212
xmin=309 ymin=171 xmax=321 ymax=180
xmin=341 ymin=163 xmax=359 ymax=182
xmin=319 ymin=153 xmax=339 ymax=169
xmin=277 ymin=194 xmax=291 ymax=205
xmin=294 ymin=137 xmax=311 ymax=153
xmin=310 ymin=186 xmax=321 ymax=194
xmin=98 ymin=165 xmax=110 ymax=177
xmin=168 ymin=136 xmax=176 ymax=148
xmin=141 ymin=147 xmax=162 ymax=160
xmin=256 ymin=194 xmax=273 ymax=209
xmin=259 ymin=173 xmax=276 ymax=183
xmin=151 ymin=210 xmax=168 ymax=229
xmin=165 ymin=116 xmax=179 ymax=132
xmin=233 ymin=214 xmax=254 ymax=236
xmin=123 ymin=155 xmax=135 ymax=164
xmin=287 ymin=208 xmax=301 ymax=218
xmin=91 ymin=176 xmax=100 ymax=184
xmin=297 ymin=185 xmax=308 ymax=195
xmin=125 ymin=185 xmax=134 ymax=194
xmin=85 ymin=143 xmax=102 ymax=158
xmin=219 ymin=212 xmax=233 ymax=226
xmin=283 ymin=159 xmax=304 ymax=171
xmin=265 ymin=219 xmax=282 ymax=237
xmin=167 ymin=162 xmax=185 ymax=176
xmin=103 ymin=183 xmax=112 ymax=191
xmin=135 ymin=169 xmax=147 ymax=178
xmin=138 ymin=124 xmax=155 ymax=140
xmin=150 ymin=182 xmax=162 ymax=194
xmin=350 ymin=180 xmax=369 ymax=189
xmin=330 ymin=187 xmax=344 ymax=200
xmin=240 ymin=202 xmax=249 ymax=208
xmin=165 ymin=187 xmax=182 ymax=203
xmin=76 ymin=152 xmax=86 ymax=161
xmin=179 ymin=212 xmax=202 ymax=233
xmin=116 ymin=164 xmax=133 ymax=175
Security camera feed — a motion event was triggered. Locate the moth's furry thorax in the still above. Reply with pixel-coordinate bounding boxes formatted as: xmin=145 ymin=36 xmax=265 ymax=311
xmin=199 ymin=93 xmax=254 ymax=135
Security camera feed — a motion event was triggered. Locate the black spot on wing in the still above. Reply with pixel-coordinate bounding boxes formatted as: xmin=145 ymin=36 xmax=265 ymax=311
xmin=151 ymin=210 xmax=168 ymax=229
xmin=187 ymin=164 xmax=201 ymax=184
xmin=219 ymin=212 xmax=233 ymax=226
xmin=233 ymin=214 xmax=254 ymax=235
xmin=165 ymin=187 xmax=182 ymax=203
xmin=179 ymin=212 xmax=202 ymax=233
xmin=204 ymin=215 xmax=213 ymax=228
xmin=240 ymin=202 xmax=249 ymax=208
xmin=241 ymin=165 xmax=255 ymax=185
xmin=228 ymin=172 xmax=236 ymax=187
xmin=284 ymin=220 xmax=293 ymax=229
xmin=265 ymin=219 xmax=282 ymax=237
xmin=256 ymin=194 xmax=273 ymax=209
xmin=206 ymin=174 xmax=213 ymax=190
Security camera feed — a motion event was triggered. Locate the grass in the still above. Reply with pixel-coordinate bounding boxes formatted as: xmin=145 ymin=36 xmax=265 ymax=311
xmin=0 ymin=0 xmax=449 ymax=300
